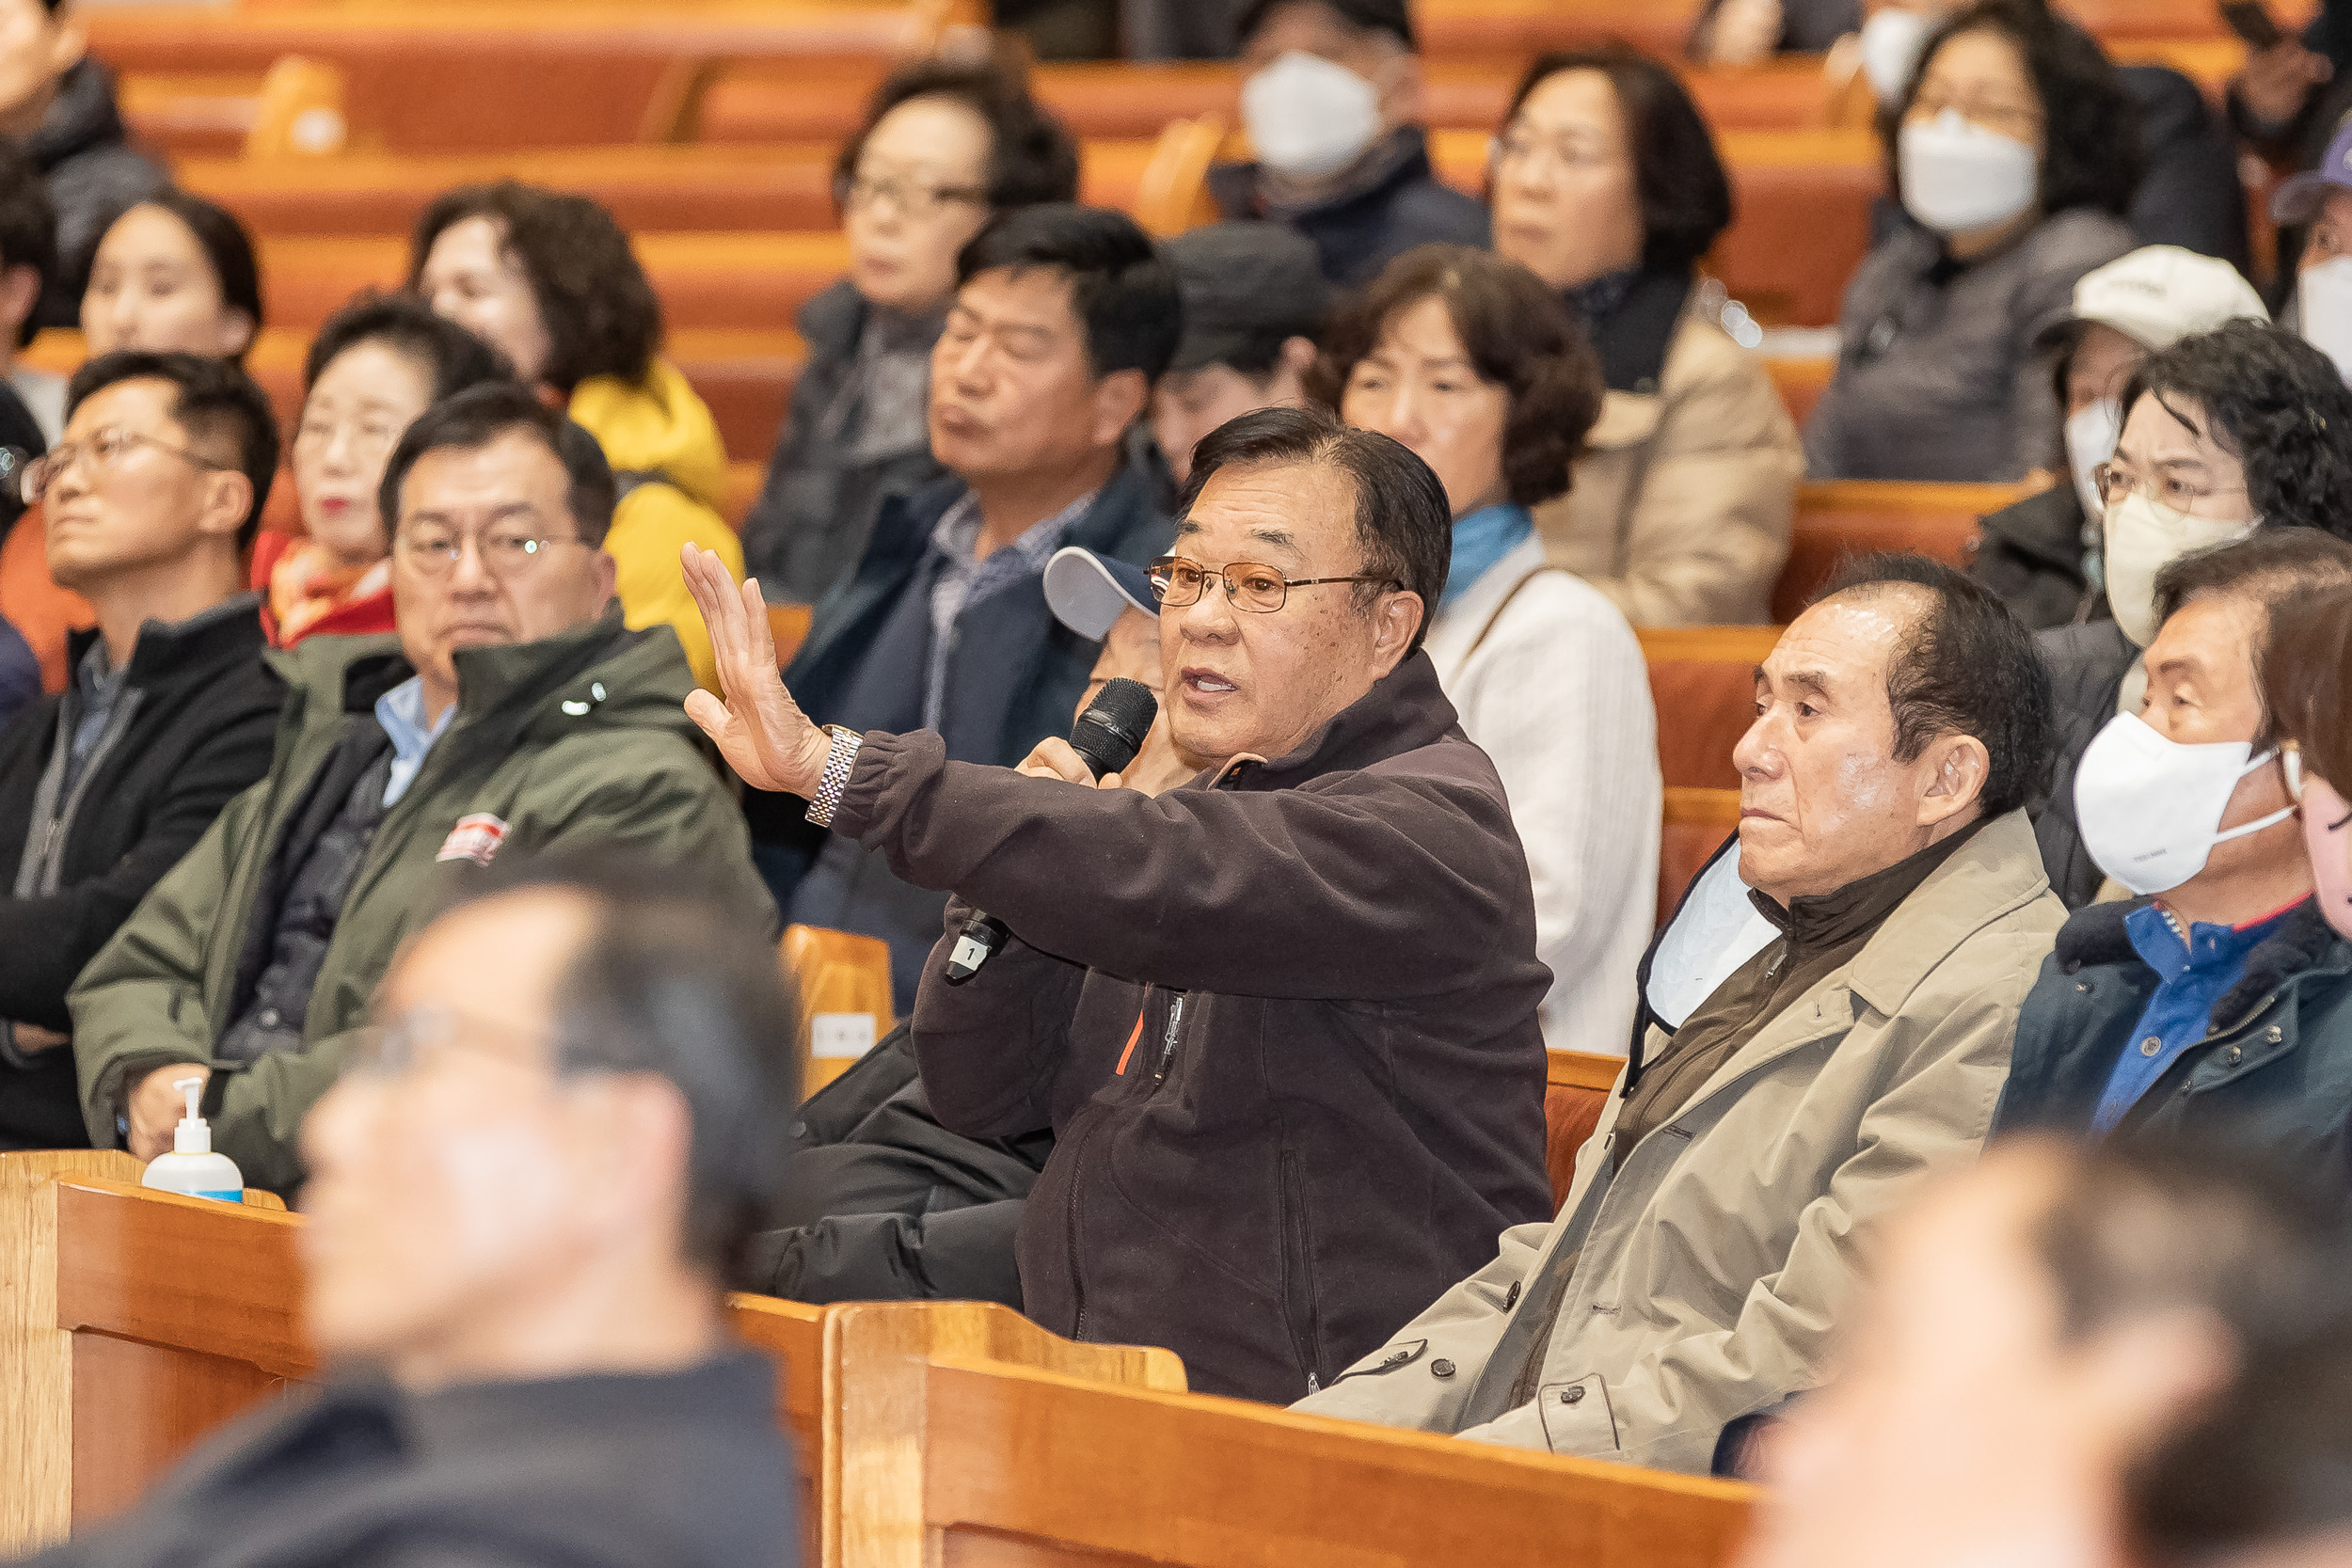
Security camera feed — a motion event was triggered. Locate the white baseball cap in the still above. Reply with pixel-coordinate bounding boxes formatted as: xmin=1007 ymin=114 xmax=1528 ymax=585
xmin=2042 ymin=245 xmax=2269 ymax=356
xmin=1043 ymin=546 xmax=1158 ymax=641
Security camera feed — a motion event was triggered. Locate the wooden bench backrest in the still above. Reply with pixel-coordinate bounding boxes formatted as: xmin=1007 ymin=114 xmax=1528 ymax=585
xmin=1774 ymin=481 xmax=2021 ymax=624
xmin=843 ymin=1343 xmax=1752 ymax=1568
xmin=1636 ymin=625 xmax=1781 ymax=793
xmin=1544 ymin=1050 xmax=1624 ymax=1209
xmin=0 ymin=1157 xmax=834 ymax=1556
xmin=1661 ymin=788 xmax=1742 ymax=935
xmin=781 ymin=924 xmax=897 ymax=1099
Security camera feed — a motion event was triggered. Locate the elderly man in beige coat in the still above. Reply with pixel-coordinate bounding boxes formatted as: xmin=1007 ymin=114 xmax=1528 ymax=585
xmin=1295 ymin=552 xmax=2065 ymax=1472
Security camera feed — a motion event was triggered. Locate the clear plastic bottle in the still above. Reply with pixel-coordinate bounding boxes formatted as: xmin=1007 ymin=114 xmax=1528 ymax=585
xmin=138 ymin=1076 xmax=244 ymax=1203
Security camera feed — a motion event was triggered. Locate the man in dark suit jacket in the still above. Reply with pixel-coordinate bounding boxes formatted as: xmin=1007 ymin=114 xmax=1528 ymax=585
xmin=762 ymin=204 xmax=1179 ymax=1007
xmin=0 ymin=352 xmax=280 ymax=1150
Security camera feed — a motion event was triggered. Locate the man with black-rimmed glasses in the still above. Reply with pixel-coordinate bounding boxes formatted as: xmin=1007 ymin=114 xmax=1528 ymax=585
xmin=72 ymin=383 xmax=772 ymax=1196
xmin=0 ymin=350 xmax=279 ymax=1153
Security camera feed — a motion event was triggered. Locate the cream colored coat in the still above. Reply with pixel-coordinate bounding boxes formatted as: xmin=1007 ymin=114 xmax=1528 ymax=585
xmin=1535 ymin=309 xmax=1801 ymax=627
xmin=1294 ymin=809 xmax=2063 ymax=1473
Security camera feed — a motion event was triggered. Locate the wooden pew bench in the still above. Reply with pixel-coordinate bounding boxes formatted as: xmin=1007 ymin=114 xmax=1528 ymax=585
xmin=86 ymin=3 xmax=957 ymax=154
xmin=833 ymin=1291 xmax=1756 ymax=1568
xmin=0 ymin=1155 xmax=1181 ymax=1560
xmin=1637 ymin=625 xmax=1783 ymax=794
xmin=1774 ymin=480 xmax=2022 ymax=624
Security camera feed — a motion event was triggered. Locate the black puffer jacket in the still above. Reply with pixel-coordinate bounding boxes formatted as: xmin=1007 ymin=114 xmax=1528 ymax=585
xmin=0 ymin=600 xmax=279 ymax=1148
xmin=834 ymin=650 xmax=1554 ymax=1402
xmin=2028 ymin=618 xmax=2136 ymax=910
xmin=1972 ymin=483 xmax=2104 ymax=633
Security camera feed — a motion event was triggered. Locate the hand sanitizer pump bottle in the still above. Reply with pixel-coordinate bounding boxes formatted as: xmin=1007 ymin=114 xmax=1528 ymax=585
xmin=138 ymin=1076 xmax=244 ymax=1202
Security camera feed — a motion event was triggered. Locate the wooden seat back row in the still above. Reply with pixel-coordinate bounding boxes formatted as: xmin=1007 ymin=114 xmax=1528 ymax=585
xmin=0 ymin=1153 xmax=1755 ymax=1565
xmin=173 ymin=125 xmax=1874 ymax=331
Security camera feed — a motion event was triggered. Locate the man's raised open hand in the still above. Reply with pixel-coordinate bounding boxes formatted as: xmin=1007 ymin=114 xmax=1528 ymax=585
xmin=679 ymin=545 xmax=834 ymax=798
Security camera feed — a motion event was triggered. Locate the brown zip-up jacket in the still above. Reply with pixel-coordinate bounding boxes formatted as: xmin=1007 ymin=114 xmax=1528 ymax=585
xmin=829 ymin=650 xmax=1555 ymax=1403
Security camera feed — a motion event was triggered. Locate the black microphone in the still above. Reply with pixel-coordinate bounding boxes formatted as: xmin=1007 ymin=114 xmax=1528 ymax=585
xmin=945 ymin=675 xmax=1159 ymax=985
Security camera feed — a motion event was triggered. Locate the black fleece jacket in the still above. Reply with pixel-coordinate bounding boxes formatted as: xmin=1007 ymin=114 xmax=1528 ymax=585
xmin=0 ymin=600 xmax=279 ymax=1148
xmin=834 ymin=650 xmax=1554 ymax=1403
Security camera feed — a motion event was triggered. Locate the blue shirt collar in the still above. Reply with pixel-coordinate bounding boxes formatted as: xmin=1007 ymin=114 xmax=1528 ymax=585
xmin=2124 ymin=899 xmax=2298 ymax=981
xmin=1441 ymin=502 xmax=1534 ymax=608
xmin=376 ymin=676 xmax=453 ymax=770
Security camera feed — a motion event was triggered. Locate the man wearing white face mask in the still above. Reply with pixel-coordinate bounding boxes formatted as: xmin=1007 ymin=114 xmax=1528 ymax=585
xmin=2027 ymin=321 xmax=2352 ymax=909
xmin=2272 ymin=119 xmax=2352 ymax=385
xmin=1972 ymin=245 xmax=2268 ymax=633
xmin=1208 ymin=0 xmax=1487 ymax=288
xmin=1996 ymin=531 xmax=2352 ymax=1196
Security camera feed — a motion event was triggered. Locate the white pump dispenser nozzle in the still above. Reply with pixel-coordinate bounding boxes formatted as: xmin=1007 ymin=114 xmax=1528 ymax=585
xmin=173 ymin=1075 xmax=211 ymax=1154
xmin=141 ymin=1074 xmax=243 ymax=1203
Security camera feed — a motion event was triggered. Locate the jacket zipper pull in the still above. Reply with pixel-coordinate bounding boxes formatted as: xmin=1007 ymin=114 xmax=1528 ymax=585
xmin=1152 ymin=994 xmax=1186 ymax=1084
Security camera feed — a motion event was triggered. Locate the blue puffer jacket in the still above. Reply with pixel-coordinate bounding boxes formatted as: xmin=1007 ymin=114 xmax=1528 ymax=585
xmin=1994 ymin=896 xmax=2352 ymax=1201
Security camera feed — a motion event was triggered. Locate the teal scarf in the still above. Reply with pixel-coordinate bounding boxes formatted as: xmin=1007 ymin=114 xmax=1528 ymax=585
xmin=1442 ymin=502 xmax=1534 ymax=608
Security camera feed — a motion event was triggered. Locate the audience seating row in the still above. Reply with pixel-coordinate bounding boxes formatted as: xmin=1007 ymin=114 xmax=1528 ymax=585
xmin=162 ymin=126 xmax=1873 ymax=331
xmin=124 ymin=32 xmax=2259 ymax=165
xmin=0 ymin=1152 xmax=1755 ymax=1565
xmin=82 ymin=2 xmax=973 ymax=153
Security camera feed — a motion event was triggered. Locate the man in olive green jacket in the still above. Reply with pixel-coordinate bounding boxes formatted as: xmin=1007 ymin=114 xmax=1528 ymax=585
xmin=1295 ymin=556 xmax=2064 ymax=1473
xmin=71 ymin=387 xmax=772 ymax=1194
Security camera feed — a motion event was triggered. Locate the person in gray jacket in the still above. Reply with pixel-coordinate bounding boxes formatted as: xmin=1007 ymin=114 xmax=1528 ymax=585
xmin=738 ymin=58 xmax=1078 ymax=609
xmin=1295 ymin=553 xmax=2065 ymax=1473
xmin=1804 ymin=0 xmax=2138 ymax=483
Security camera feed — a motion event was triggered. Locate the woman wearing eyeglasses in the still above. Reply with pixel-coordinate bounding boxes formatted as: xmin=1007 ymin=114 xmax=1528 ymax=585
xmin=1803 ymin=0 xmax=2138 ymax=484
xmin=1315 ymin=245 xmax=1661 ymax=1054
xmin=2263 ymin=583 xmax=2352 ymax=943
xmin=250 ymin=294 xmax=513 ymax=649
xmin=738 ymin=61 xmax=1080 ymax=611
xmin=2032 ymin=321 xmax=2352 ymax=909
xmin=1486 ymin=46 xmax=1801 ymax=627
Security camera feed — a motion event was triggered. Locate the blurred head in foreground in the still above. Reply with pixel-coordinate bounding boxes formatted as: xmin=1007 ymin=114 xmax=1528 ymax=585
xmin=1743 ymin=1135 xmax=2352 ymax=1568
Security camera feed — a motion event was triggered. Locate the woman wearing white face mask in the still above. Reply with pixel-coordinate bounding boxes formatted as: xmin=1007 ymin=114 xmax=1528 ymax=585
xmin=2272 ymin=122 xmax=2352 ymax=386
xmin=2261 ymin=581 xmax=2352 ymax=943
xmin=1804 ymin=0 xmax=2138 ymax=483
xmin=1971 ymin=245 xmax=2268 ymax=633
xmin=2029 ymin=321 xmax=2352 ymax=909
xmin=1210 ymin=0 xmax=1488 ymax=287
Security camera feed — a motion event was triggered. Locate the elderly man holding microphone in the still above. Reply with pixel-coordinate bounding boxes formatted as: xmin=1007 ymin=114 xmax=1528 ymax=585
xmin=683 ymin=405 xmax=1551 ymax=1403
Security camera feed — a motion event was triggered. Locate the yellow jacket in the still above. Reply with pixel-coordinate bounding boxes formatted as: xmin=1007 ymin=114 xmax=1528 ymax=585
xmin=569 ymin=358 xmax=739 ymax=690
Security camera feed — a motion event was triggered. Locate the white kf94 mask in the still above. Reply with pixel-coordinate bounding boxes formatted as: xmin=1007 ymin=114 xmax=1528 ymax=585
xmin=1242 ymin=52 xmax=1382 ymax=181
xmin=2074 ymin=713 xmax=2296 ymax=896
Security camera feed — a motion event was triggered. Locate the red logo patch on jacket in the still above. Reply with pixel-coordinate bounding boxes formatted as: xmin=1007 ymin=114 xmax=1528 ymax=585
xmin=436 ymin=813 xmax=508 ymax=867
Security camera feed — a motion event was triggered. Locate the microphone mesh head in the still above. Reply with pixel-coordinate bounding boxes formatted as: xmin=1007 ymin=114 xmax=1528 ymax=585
xmin=1070 ymin=675 xmax=1159 ymax=777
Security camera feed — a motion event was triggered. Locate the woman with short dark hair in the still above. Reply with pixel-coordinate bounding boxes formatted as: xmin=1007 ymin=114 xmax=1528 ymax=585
xmin=409 ymin=180 xmax=741 ymax=690
xmin=81 ymin=188 xmax=260 ymax=363
xmin=1315 ymin=243 xmax=1661 ymax=1054
xmin=1804 ymin=0 xmax=2141 ymax=483
xmin=1487 ymin=46 xmax=1802 ymax=626
xmin=254 ymin=293 xmax=514 ymax=648
xmin=738 ymin=59 xmax=1081 ymax=608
